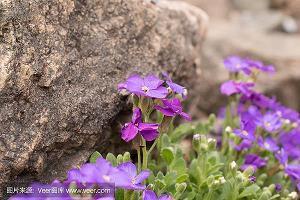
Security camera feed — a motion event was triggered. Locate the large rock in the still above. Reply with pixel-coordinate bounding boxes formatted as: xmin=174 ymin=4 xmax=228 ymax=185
xmin=0 ymin=0 xmax=208 ymax=193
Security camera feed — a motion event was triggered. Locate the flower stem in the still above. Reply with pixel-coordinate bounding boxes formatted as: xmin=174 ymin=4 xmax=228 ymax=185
xmin=137 ymin=147 xmax=141 ymax=173
xmin=141 ymin=138 xmax=148 ymax=170
xmin=148 ymin=135 xmax=160 ymax=157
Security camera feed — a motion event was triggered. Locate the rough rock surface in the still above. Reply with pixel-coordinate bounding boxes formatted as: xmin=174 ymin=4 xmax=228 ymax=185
xmin=0 ymin=0 xmax=208 ymax=193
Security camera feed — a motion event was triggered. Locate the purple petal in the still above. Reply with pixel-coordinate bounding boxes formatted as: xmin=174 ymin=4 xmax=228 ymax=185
xmin=132 ymin=108 xmax=142 ymax=124
xmin=126 ymin=74 xmax=145 ymax=94
xmin=117 ymin=162 xmax=137 ymax=179
xmin=144 ymin=75 xmax=164 ymax=89
xmin=146 ymin=86 xmax=168 ymax=98
xmin=143 ymin=190 xmax=158 ymax=200
xmin=67 ymin=169 xmax=84 ymax=182
xmin=220 ymin=81 xmax=238 ymax=96
xmin=234 ymin=139 xmax=252 ymax=151
xmin=140 ymin=129 xmax=159 ymax=141
xmin=258 ymin=137 xmax=279 ymax=152
xmin=118 ymin=82 xmax=127 ymax=90
xmin=138 ymin=123 xmax=159 ymax=131
xmin=164 ymin=98 xmax=182 ymax=111
xmin=110 ymin=170 xmax=133 ymax=189
xmin=180 ymin=111 xmax=191 ymax=121
xmin=154 ymin=105 xmax=176 ymax=117
xmin=121 ymin=123 xmax=139 ymax=142
xmin=134 ymin=170 xmax=151 ymax=184
xmin=224 ymin=56 xmax=248 ymax=73
xmin=159 ymin=195 xmax=172 ymax=200
xmin=275 ymin=148 xmax=288 ymax=166
xmin=166 ymin=80 xmax=185 ymax=95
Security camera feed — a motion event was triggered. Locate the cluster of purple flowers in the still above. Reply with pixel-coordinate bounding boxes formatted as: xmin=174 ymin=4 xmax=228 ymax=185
xmin=221 ymin=56 xmax=300 ymax=191
xmin=118 ymin=73 xmax=190 ymax=142
xmin=12 ymin=158 xmax=153 ymax=200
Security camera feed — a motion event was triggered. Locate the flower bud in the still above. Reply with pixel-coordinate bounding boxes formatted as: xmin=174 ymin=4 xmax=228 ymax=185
xmin=208 ymin=138 xmax=217 ymax=151
xmin=183 ymin=89 xmax=188 ymax=97
xmin=192 ymin=134 xmax=201 ymax=152
xmin=123 ymin=152 xmax=131 ymax=162
xmin=199 ymin=135 xmax=208 ymax=152
xmin=236 ymin=171 xmax=245 ymax=183
xmin=175 ymin=183 xmax=187 ymax=193
xmin=267 ymin=184 xmax=275 ymax=193
xmin=218 ymin=177 xmax=226 ymax=184
xmin=243 ymin=166 xmax=254 ymax=178
xmin=106 ymin=153 xmax=117 ymax=166
xmin=117 ymin=154 xmax=123 ymax=165
xmin=230 ymin=161 xmax=237 ymax=170
xmin=208 ymin=114 xmax=216 ymax=125
xmin=225 ymin=126 xmax=232 ymax=133
xmin=288 ymin=192 xmax=298 ymax=199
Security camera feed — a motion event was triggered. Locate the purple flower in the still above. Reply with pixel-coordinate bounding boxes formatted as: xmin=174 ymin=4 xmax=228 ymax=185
xmin=233 ymin=115 xmax=256 ymax=141
xmin=256 ymin=112 xmax=282 ymax=132
xmin=220 ymin=80 xmax=254 ymax=97
xmin=154 ymin=98 xmax=191 ymax=121
xmin=223 ymin=56 xmax=275 ymax=75
xmin=117 ymin=162 xmax=150 ymax=190
xmin=249 ymin=176 xmax=256 ymax=183
xmin=223 ymin=56 xmax=252 ymax=75
xmin=275 ymin=184 xmax=282 ymax=192
xmin=275 ymin=148 xmax=288 ymax=167
xmin=143 ymin=190 xmax=172 ymax=200
xmin=224 ymin=56 xmax=275 ymax=75
xmin=67 ymin=158 xmax=135 ymax=190
xmin=277 ymin=105 xmax=300 ymax=123
xmin=240 ymin=91 xmax=278 ymax=110
xmin=162 ymin=72 xmax=187 ymax=98
xmin=246 ymin=58 xmax=275 ymax=73
xmin=118 ymin=74 xmax=168 ymax=98
xmin=241 ymin=154 xmax=267 ymax=171
xmin=121 ymin=108 xmax=159 ymax=142
xmin=280 ymin=130 xmax=300 ymax=159
xmin=285 ymin=165 xmax=300 ymax=181
xmin=234 ymin=139 xmax=253 ymax=151
xmin=257 ymin=137 xmax=279 ymax=152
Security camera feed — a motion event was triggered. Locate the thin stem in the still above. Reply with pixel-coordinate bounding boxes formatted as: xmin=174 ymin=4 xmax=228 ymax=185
xmin=137 ymin=147 xmax=141 ymax=173
xmin=142 ymin=138 xmax=148 ymax=170
xmin=124 ymin=190 xmax=129 ymax=200
xmin=148 ymin=136 xmax=160 ymax=157
xmin=205 ymin=189 xmax=214 ymax=200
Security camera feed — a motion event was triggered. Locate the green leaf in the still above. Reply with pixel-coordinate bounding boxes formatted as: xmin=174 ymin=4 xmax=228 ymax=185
xmin=238 ymin=184 xmax=260 ymax=198
xmin=170 ymin=123 xmax=194 ymax=142
xmin=89 ymin=151 xmax=102 ymax=163
xmin=269 ymin=194 xmax=280 ymax=200
xmin=176 ymin=173 xmax=189 ymax=183
xmin=164 ymin=172 xmax=177 ymax=186
xmin=161 ymin=147 xmax=175 ymax=165
xmin=154 ymin=179 xmax=166 ymax=190
xmin=161 ymin=134 xmax=171 ymax=148
xmin=170 ymin=158 xmax=187 ymax=176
